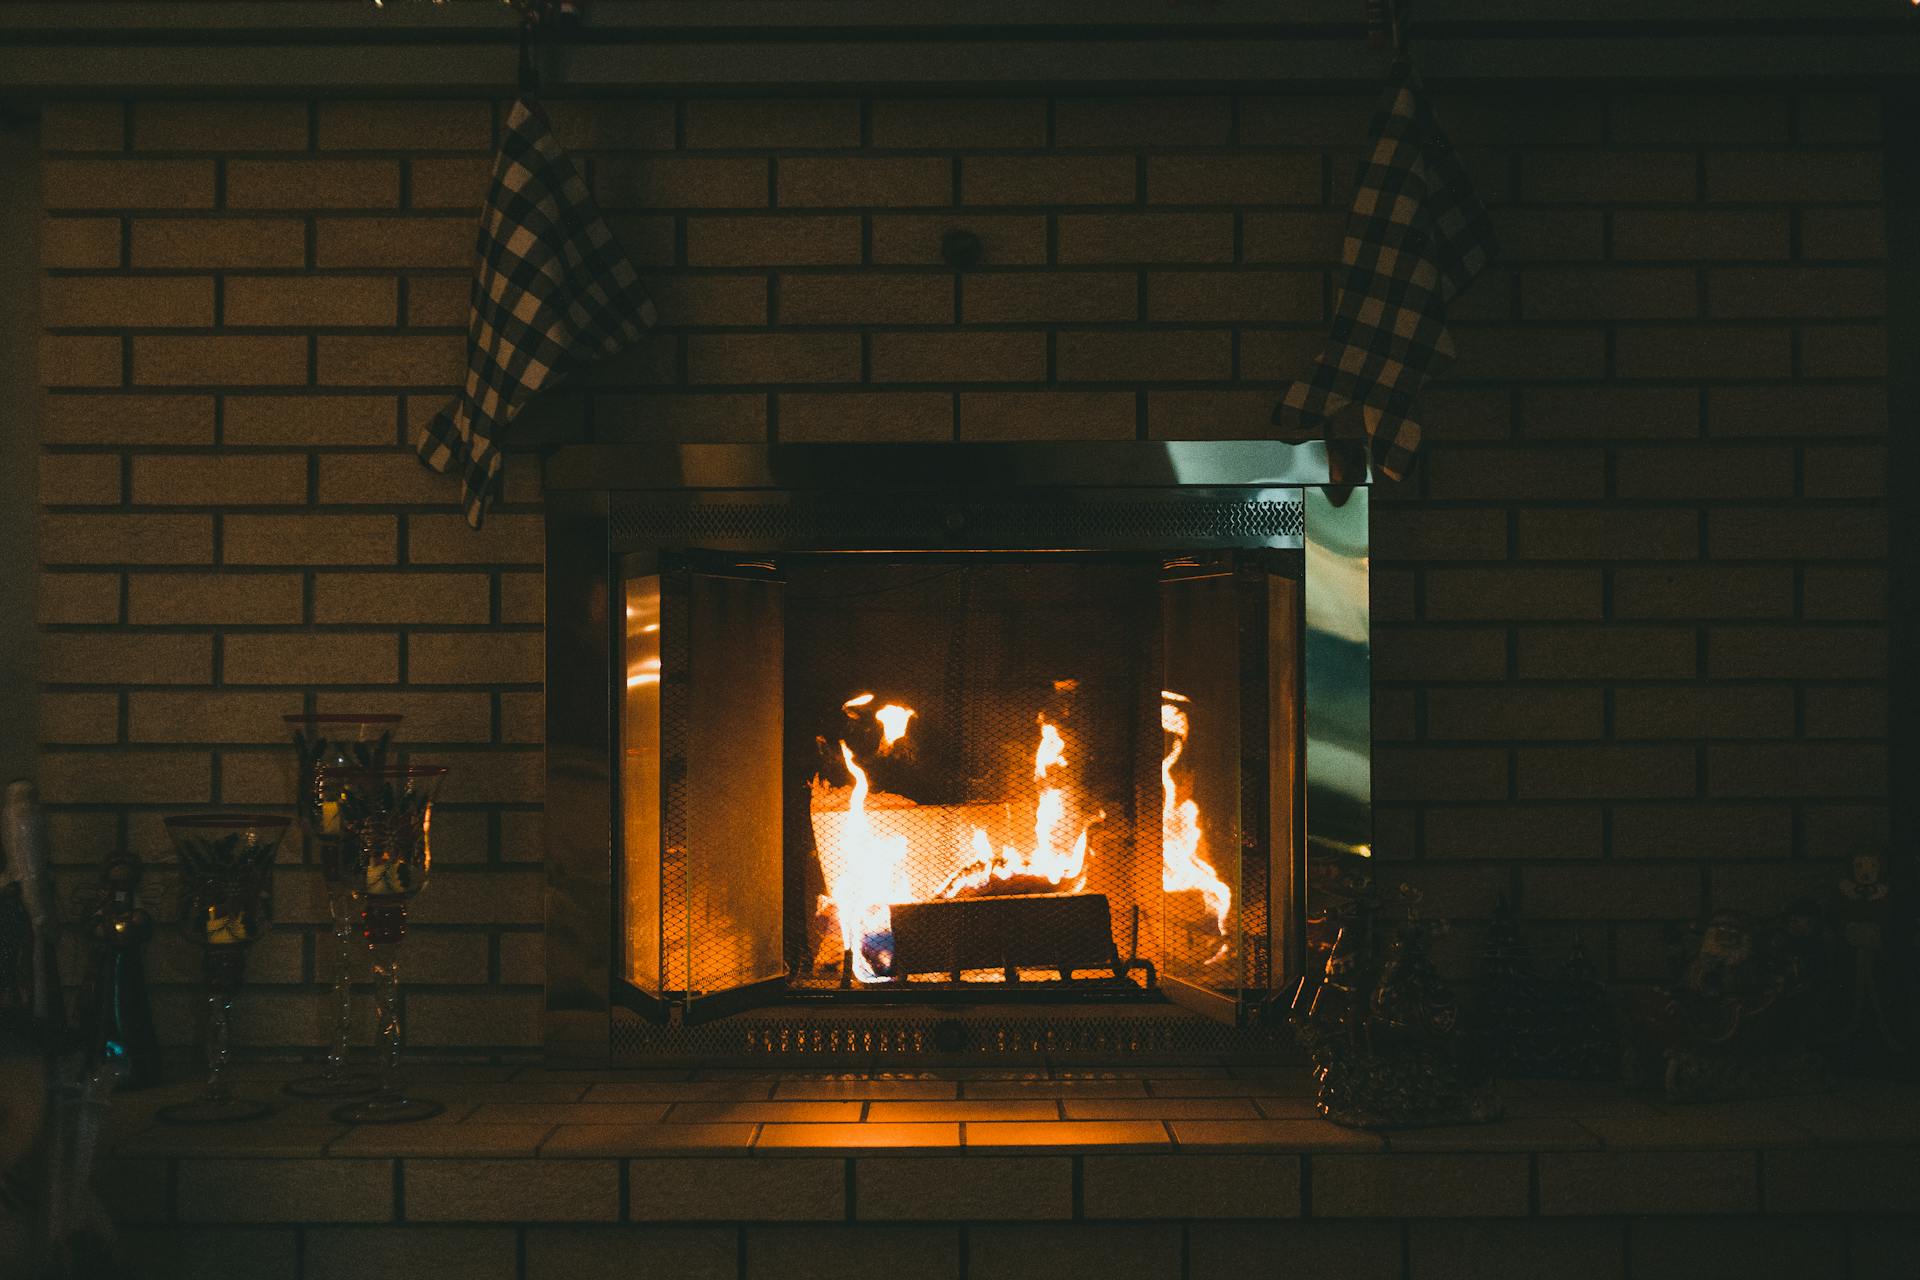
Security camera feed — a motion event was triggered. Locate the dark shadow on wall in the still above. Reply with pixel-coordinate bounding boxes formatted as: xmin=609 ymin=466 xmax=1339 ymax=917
xmin=0 ymin=113 xmax=39 ymax=778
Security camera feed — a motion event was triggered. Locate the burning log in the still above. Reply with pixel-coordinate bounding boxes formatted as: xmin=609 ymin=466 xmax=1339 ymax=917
xmin=888 ymin=892 xmax=1121 ymax=981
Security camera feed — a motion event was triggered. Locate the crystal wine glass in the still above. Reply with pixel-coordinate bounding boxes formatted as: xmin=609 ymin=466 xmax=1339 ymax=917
xmin=157 ymin=813 xmax=288 ymax=1125
xmin=283 ymin=713 xmax=401 ymax=1099
xmin=322 ymin=764 xmax=448 ymax=1125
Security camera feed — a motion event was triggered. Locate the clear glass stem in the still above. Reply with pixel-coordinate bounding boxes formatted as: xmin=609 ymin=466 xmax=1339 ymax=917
xmin=370 ymin=937 xmax=402 ymax=1099
xmin=204 ymin=991 xmax=232 ymax=1103
xmin=325 ymin=885 xmax=356 ymax=1079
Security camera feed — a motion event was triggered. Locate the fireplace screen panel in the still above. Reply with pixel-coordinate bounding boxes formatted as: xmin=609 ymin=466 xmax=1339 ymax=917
xmin=620 ymin=550 xmax=1299 ymax=1020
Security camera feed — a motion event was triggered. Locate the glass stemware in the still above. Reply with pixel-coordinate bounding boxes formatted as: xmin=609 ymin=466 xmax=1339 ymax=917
xmin=157 ymin=813 xmax=288 ymax=1125
xmin=322 ymin=764 xmax=449 ymax=1125
xmin=282 ymin=714 xmax=400 ymax=1099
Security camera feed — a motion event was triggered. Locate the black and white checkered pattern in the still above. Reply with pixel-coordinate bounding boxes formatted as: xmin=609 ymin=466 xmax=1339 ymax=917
xmin=1273 ymin=62 xmax=1496 ymax=481
xmin=418 ymin=98 xmax=656 ymax=527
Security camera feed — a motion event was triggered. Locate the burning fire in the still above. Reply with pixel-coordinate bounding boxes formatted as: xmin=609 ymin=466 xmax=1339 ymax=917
xmin=1160 ymin=690 xmax=1232 ymax=963
xmin=933 ymin=716 xmax=1103 ymax=901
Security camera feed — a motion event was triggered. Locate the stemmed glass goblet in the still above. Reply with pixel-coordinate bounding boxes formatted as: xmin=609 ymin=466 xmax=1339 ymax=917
xmin=322 ymin=764 xmax=449 ymax=1125
xmin=283 ymin=713 xmax=401 ymax=1099
xmin=157 ymin=813 xmax=287 ymax=1125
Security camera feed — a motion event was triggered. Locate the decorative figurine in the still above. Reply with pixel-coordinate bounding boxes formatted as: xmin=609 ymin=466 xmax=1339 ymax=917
xmin=3 ymin=781 xmax=63 ymax=1029
xmin=1469 ymin=896 xmax=1615 ymax=1080
xmin=1289 ymin=863 xmax=1500 ymax=1129
xmin=1829 ymin=851 xmax=1907 ymax=1064
xmin=73 ymin=854 xmax=164 ymax=1090
xmin=1619 ymin=909 xmax=1830 ymax=1103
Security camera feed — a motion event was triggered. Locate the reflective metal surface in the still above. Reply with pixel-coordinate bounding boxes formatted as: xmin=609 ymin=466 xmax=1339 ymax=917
xmin=546 ymin=439 xmax=1344 ymax=493
xmin=1303 ymin=486 xmax=1372 ymax=859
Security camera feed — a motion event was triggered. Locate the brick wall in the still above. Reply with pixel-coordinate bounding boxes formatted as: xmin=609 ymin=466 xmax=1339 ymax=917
xmin=33 ymin=90 xmax=1889 ymax=1052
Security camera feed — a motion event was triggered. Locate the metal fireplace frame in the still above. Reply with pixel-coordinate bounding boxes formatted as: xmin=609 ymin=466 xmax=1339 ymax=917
xmin=541 ymin=440 xmax=1371 ymax=1065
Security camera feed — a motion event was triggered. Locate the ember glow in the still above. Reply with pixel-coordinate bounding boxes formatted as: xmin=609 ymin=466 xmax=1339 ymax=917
xmin=874 ymin=703 xmax=914 ymax=750
xmin=1160 ymin=690 xmax=1232 ymax=962
xmin=934 ymin=715 xmax=1102 ymax=901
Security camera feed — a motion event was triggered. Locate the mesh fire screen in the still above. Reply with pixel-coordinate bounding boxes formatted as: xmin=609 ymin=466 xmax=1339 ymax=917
xmin=624 ymin=551 xmax=1295 ymax=1014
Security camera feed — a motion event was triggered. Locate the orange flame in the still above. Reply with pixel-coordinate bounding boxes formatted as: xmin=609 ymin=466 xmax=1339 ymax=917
xmin=874 ymin=703 xmax=914 ymax=751
xmin=1161 ymin=691 xmax=1231 ymax=962
xmin=934 ymin=715 xmax=1101 ymax=900
xmin=816 ymin=740 xmax=912 ymax=984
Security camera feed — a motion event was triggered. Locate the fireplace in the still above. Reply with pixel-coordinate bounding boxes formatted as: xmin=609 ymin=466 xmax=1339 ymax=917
xmin=542 ymin=441 xmax=1371 ymax=1064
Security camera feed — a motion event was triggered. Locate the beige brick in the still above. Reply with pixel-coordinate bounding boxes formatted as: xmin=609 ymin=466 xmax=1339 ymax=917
xmin=134 ymin=335 xmax=307 ymax=387
xmin=1800 ymin=323 xmax=1886 ymax=378
xmin=1710 ymin=266 xmax=1885 ymax=319
xmin=1055 ymin=94 xmax=1229 ymax=145
xmin=964 ymin=272 xmax=1136 ymax=324
xmin=686 ymin=215 xmax=862 ymax=267
xmin=539 ymin=100 xmax=676 ymax=151
xmin=1612 ymin=804 xmax=1792 ymax=859
xmin=314 ymin=453 xmax=456 ymax=506
xmin=38 ymin=692 xmax=119 ymax=745
xmin=228 ymin=158 xmax=401 ymax=209
xmin=969 ymin=1225 xmax=1179 ymax=1280
xmin=39 ymin=749 xmax=211 ymax=804
xmin=603 ymin=213 xmax=677 ymax=267
xmin=777 ymin=391 xmax=951 ymax=443
xmin=40 ymin=217 xmax=123 ymax=268
xmin=961 ymin=391 xmax=1134 ymax=441
xmin=1614 ymin=685 xmax=1795 ymax=739
xmin=222 ymin=514 xmax=394 ymax=565
xmin=316 ymin=218 xmax=473 ymax=269
xmin=132 ymin=217 xmax=306 ymax=268
xmin=688 ymin=332 xmax=860 ymax=384
xmin=304 ymin=1227 xmax=516 ymax=1280
xmin=1613 ymin=90 xmax=1790 ymax=143
xmin=1424 ymin=447 xmax=1605 ymax=501
xmin=685 ymin=98 xmax=859 ymax=149
xmin=1427 ymin=687 xmax=1603 ymax=740
xmin=1485 ymin=207 xmax=1606 ymax=261
xmin=134 ymin=102 xmax=308 ymax=152
xmin=1085 ymin=1154 xmax=1298 ymax=1219
xmin=1616 ymin=326 xmax=1794 ymax=379
xmin=1516 ymin=627 xmax=1697 ymax=680
xmin=38 ymin=572 xmax=121 ymax=625
xmin=1540 ymin=1150 xmax=1756 ymax=1215
xmin=408 ymin=513 xmax=543 ymax=565
xmin=315 ymin=691 xmax=492 ymax=742
xmin=405 ymin=990 xmax=543 ymax=1047
xmin=1058 ymin=330 xmax=1230 ymax=382
xmin=409 ymin=632 xmax=541 ymax=684
xmin=128 ymin=691 xmax=298 ymax=744
xmin=402 ymin=274 xmax=472 ymax=328
xmin=779 ymin=273 xmax=953 ymax=325
xmin=869 ymin=330 xmax=1044 ymax=383
xmin=43 ymin=276 xmax=213 ymax=329
xmin=42 ymin=393 xmax=213 ymax=443
xmin=44 ymin=158 xmax=214 ymax=209
xmin=1613 ymin=444 xmax=1795 ymax=499
xmin=1524 ymin=151 xmax=1696 ymax=203
xmin=125 ymin=572 xmax=301 ymax=625
xmin=319 ymin=100 xmax=492 ymax=152
xmin=39 ymin=453 xmax=123 ymax=506
xmin=1425 ymin=805 xmax=1603 ymax=859
xmin=963 ymin=155 xmax=1134 ymax=206
xmin=1708 ymin=743 xmax=1886 ymax=798
xmin=1710 ymin=507 xmax=1884 ymax=560
xmin=224 ymin=394 xmax=397 ymax=446
xmin=1412 ymin=1220 xmax=1625 ymax=1280
xmin=1522 ymin=386 xmax=1699 ymax=440
xmin=1631 ymin=1219 xmax=1840 ymax=1280
xmin=407 ymin=156 xmax=495 ymax=210
xmin=624 ymin=1158 xmax=843 ymax=1221
xmin=1612 ymin=210 xmax=1789 ymax=261
xmin=42 ymin=513 xmax=211 ymax=564
xmin=41 ymin=102 xmax=125 ymax=152
xmin=1522 ymin=268 xmax=1698 ymax=319
xmin=1708 ymin=625 xmax=1885 ymax=679
xmin=1242 ymin=210 xmax=1348 ymax=265
xmin=647 ymin=274 xmax=770 ymax=328
xmin=1373 ymin=746 xmax=1509 ymax=802
xmin=1057 ymin=213 xmax=1234 ymax=264
xmin=871 ymin=214 xmax=1047 ymax=266
xmin=1613 ymin=565 xmax=1793 ymax=619
xmin=749 ymin=1225 xmax=959 ymax=1280
xmin=1519 ymin=508 xmax=1697 ymax=560
xmin=318 ymin=334 xmax=462 ymax=386
xmin=1800 ymin=207 xmax=1885 ymax=261
xmin=870 ymin=97 xmax=1046 ymax=148
xmin=224 ymin=633 xmax=400 ymax=685
xmin=1453 ymin=324 xmax=1610 ymax=380
xmin=780 ymin=157 xmax=952 ymax=208
xmin=177 ymin=1159 xmax=393 ymax=1223
xmin=1147 ymin=270 xmax=1320 ymax=322
xmin=1147 ymin=154 xmax=1320 ymax=205
xmin=40 ymin=335 xmax=123 ymax=388
xmin=590 ymin=392 xmax=766 ymax=444
xmin=130 ymin=454 xmax=307 ymax=506
xmin=595 ymin=155 xmax=766 ymax=210
xmin=1145 ymin=388 xmax=1292 ymax=440
xmin=526 ymin=1227 xmax=735 ymax=1280
xmin=1189 ymin=1222 xmax=1402 ymax=1280
xmin=1763 ymin=1148 xmax=1920 ymax=1216
xmin=499 ymin=572 xmax=543 ymax=624
xmin=1803 ymin=443 xmax=1886 ymax=498
xmin=1803 ymin=566 xmax=1886 ymax=621
xmin=119 ymin=1228 xmax=298 ymax=1280
xmin=1704 ymin=150 xmax=1881 ymax=202
xmin=1313 ymin=1153 xmax=1528 ymax=1218
xmin=226 ymin=277 xmax=398 ymax=328
xmin=1374 ymin=507 xmax=1509 ymax=560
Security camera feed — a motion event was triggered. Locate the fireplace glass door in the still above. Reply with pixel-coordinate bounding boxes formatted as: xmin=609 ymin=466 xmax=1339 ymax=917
xmin=620 ymin=550 xmax=1301 ymax=1025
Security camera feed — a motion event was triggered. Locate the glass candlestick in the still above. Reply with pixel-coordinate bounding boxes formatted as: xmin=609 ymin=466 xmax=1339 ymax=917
xmin=322 ymin=765 xmax=449 ymax=1125
xmin=283 ymin=713 xmax=400 ymax=1100
xmin=157 ymin=814 xmax=287 ymax=1125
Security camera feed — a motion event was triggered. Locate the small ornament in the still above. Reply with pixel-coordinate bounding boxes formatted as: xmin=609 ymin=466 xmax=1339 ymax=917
xmin=73 ymin=855 xmax=164 ymax=1090
xmin=1290 ymin=863 xmax=1500 ymax=1129
xmin=1829 ymin=851 xmax=1907 ymax=1065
